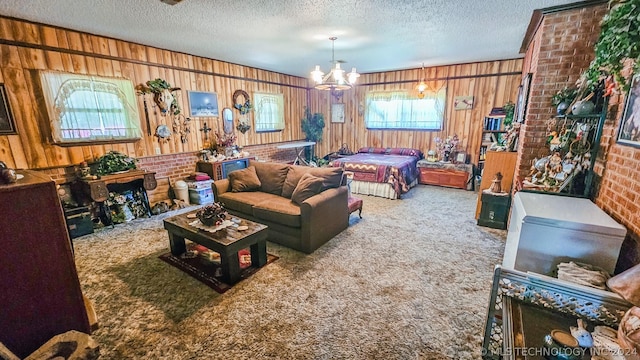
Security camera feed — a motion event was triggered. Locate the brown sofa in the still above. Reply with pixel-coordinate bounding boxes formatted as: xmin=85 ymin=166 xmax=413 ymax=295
xmin=212 ymin=160 xmax=349 ymax=253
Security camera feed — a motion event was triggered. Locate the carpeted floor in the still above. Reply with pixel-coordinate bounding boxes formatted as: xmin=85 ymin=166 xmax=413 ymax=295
xmin=73 ymin=185 xmax=507 ymax=359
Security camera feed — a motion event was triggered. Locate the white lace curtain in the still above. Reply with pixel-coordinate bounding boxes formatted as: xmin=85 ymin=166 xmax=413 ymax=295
xmin=364 ymin=86 xmax=446 ymax=130
xmin=40 ymin=71 xmax=141 ymax=144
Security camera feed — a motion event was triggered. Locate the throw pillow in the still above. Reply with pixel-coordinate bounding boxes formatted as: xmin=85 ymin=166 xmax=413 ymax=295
xmin=291 ymin=173 xmax=324 ymax=205
xmin=251 ymin=161 xmax=289 ymax=195
xmin=281 ymin=166 xmax=344 ymax=198
xmin=228 ymin=166 xmax=261 ymax=192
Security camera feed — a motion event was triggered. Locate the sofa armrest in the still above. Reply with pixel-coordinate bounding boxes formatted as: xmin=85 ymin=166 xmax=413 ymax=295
xmin=212 ymin=179 xmax=230 ymax=198
xmin=299 ymin=186 xmax=349 ymax=253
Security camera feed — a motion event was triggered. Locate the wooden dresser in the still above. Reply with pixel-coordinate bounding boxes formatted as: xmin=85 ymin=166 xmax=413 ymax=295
xmin=0 ymin=170 xmax=90 ymax=358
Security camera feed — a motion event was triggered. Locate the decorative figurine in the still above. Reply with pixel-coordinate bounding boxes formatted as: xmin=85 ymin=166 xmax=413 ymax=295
xmin=489 ymin=172 xmax=503 ymax=193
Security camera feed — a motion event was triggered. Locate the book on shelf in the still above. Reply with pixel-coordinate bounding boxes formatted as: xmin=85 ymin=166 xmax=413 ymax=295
xmin=483 ymin=117 xmax=504 ymax=131
xmin=489 ymin=107 xmax=506 ymax=116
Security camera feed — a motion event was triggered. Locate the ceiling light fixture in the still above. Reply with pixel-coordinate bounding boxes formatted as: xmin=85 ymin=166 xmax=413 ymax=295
xmin=416 ymin=63 xmax=427 ymax=99
xmin=311 ymin=37 xmax=359 ymax=95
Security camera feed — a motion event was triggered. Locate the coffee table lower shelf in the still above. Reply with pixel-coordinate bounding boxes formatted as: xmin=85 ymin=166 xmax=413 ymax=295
xmin=163 ymin=214 xmax=268 ymax=284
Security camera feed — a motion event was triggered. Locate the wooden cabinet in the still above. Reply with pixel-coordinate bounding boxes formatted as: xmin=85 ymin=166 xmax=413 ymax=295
xmin=0 ymin=171 xmax=90 ymax=358
xmin=475 ymin=151 xmax=517 ymax=219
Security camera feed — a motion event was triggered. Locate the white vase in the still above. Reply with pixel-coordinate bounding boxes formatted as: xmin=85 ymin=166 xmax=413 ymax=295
xmin=122 ymin=205 xmax=135 ymax=222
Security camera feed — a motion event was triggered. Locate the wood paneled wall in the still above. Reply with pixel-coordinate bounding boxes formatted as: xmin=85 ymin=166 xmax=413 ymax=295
xmin=0 ymin=16 xmax=522 ymax=172
xmin=309 ymin=59 xmax=523 ymax=165
xmin=0 ymin=16 xmax=308 ymax=170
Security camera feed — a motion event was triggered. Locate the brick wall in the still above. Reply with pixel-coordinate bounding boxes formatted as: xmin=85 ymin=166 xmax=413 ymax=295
xmin=516 ymin=5 xmax=607 ymax=180
xmin=519 ymin=3 xmax=640 ymax=272
xmin=595 ymin=62 xmax=640 ymax=271
xmin=36 ymin=140 xmax=303 ymax=204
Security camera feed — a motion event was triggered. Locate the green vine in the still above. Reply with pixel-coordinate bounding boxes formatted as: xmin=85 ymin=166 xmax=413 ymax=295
xmin=503 ymin=101 xmax=515 ymax=126
xmin=584 ymin=0 xmax=640 ymax=92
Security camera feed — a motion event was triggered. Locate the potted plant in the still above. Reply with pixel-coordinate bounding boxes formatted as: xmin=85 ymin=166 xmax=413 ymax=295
xmin=301 ymin=107 xmax=325 ymax=160
xmin=95 ymin=151 xmax=138 ymax=175
xmin=551 ymin=87 xmax=578 ymax=115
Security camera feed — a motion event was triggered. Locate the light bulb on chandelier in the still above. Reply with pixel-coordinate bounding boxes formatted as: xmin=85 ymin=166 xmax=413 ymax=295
xmin=310 ymin=37 xmax=359 ymax=92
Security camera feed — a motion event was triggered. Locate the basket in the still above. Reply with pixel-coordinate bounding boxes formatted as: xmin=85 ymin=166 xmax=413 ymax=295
xmin=618 ymin=307 xmax=640 ymax=360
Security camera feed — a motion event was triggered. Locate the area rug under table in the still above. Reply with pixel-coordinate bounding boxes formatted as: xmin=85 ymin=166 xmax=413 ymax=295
xmin=159 ymin=243 xmax=278 ymax=293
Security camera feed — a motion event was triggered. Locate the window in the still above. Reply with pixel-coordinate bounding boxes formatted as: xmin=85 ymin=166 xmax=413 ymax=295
xmin=253 ymin=92 xmax=284 ymax=132
xmin=364 ymin=88 xmax=446 ymax=130
xmin=40 ymin=71 xmax=142 ymax=145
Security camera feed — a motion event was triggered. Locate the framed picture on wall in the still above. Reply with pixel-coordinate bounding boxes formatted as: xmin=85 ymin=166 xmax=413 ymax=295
xmin=331 ymin=103 xmax=345 ymax=123
xmin=515 ymin=73 xmax=532 ymax=123
xmin=0 ymin=84 xmax=17 ymax=135
xmin=188 ymin=91 xmax=219 ymax=117
xmin=617 ymin=74 xmax=640 ymax=148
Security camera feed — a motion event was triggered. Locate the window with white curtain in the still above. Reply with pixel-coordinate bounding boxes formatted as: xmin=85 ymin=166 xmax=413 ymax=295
xmin=40 ymin=71 xmax=142 ymax=144
xmin=364 ymin=88 xmax=446 ymax=130
xmin=253 ymin=92 xmax=285 ymax=132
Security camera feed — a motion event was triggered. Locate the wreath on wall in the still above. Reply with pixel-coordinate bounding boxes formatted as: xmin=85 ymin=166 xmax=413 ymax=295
xmin=232 ymin=89 xmax=252 ymax=115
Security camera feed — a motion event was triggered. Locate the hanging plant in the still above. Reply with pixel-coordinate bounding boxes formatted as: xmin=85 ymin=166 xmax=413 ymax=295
xmin=583 ymin=0 xmax=640 ymax=93
xmin=232 ymin=90 xmax=252 ymax=115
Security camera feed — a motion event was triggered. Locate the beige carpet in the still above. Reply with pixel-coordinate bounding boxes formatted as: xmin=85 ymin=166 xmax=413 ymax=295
xmin=73 ymin=185 xmax=507 ymax=359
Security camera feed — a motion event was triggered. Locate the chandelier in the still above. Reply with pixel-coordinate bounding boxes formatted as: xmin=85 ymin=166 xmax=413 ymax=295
xmin=310 ymin=37 xmax=359 ymax=92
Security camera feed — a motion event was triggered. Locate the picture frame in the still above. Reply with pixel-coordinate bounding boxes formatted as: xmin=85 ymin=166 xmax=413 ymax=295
xmin=453 ymin=96 xmax=474 ymax=110
xmin=456 ymin=152 xmax=466 ymax=164
xmin=515 ymin=73 xmax=532 ymax=123
xmin=0 ymin=84 xmax=17 ymax=135
xmin=617 ymin=74 xmax=640 ymax=148
xmin=331 ymin=103 xmax=345 ymax=123
xmin=188 ymin=91 xmax=218 ymax=117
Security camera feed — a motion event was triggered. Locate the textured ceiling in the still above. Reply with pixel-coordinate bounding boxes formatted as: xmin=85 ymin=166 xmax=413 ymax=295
xmin=0 ymin=0 xmax=584 ymax=77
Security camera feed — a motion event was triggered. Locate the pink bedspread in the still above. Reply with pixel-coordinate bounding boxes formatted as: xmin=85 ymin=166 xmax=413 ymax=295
xmin=331 ymin=152 xmax=421 ymax=198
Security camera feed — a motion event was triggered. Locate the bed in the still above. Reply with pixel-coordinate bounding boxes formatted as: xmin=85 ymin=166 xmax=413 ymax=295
xmin=330 ymin=147 xmax=423 ymax=199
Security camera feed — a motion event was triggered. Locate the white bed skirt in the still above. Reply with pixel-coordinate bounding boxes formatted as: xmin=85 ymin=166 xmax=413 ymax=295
xmin=350 ymin=179 xmax=418 ymax=200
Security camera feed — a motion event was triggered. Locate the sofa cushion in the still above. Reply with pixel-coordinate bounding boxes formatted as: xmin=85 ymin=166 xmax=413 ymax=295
xmin=228 ymin=166 xmax=261 ymax=192
xmin=291 ymin=173 xmax=324 ymax=205
xmin=281 ymin=166 xmax=344 ymax=198
xmin=218 ymin=191 xmax=280 ymax=215
xmin=251 ymin=161 xmax=290 ymax=195
xmin=253 ymin=198 xmax=302 ymax=228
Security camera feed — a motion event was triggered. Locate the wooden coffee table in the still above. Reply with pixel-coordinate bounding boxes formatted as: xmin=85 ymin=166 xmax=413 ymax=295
xmin=163 ymin=213 xmax=268 ymax=284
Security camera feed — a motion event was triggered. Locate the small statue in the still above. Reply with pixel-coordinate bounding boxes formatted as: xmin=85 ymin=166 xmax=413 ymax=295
xmin=489 ymin=172 xmax=503 ymax=193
